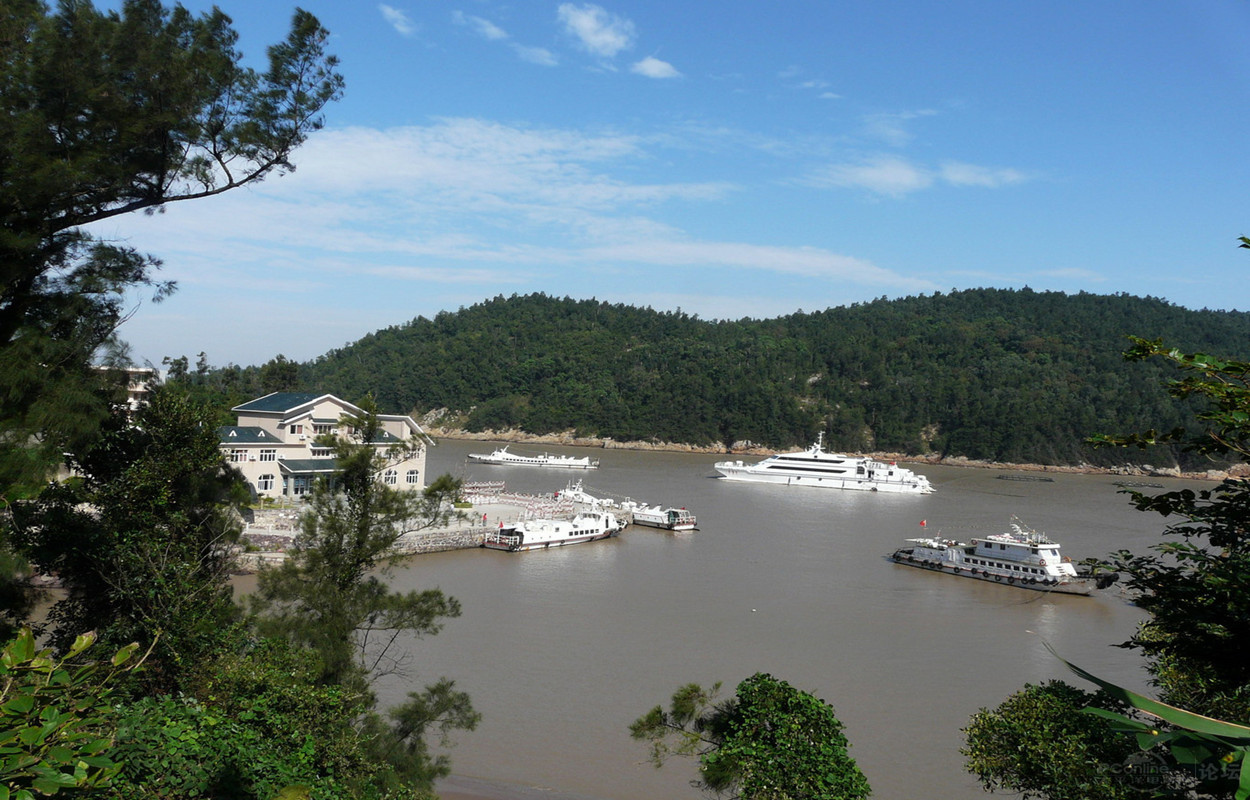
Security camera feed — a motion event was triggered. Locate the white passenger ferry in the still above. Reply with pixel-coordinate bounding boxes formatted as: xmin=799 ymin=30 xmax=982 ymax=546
xmin=468 ymin=446 xmax=599 ymax=469
xmin=482 ymin=510 xmax=624 ymax=552
xmin=887 ymin=519 xmax=1103 ymax=595
xmin=713 ymin=434 xmax=934 ymax=494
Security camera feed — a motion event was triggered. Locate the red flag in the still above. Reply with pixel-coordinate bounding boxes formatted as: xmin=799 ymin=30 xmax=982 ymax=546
xmin=920 ymin=520 xmax=927 ymax=527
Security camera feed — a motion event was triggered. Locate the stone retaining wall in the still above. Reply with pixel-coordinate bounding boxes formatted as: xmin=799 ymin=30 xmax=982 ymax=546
xmin=394 ymin=527 xmax=487 ymax=554
xmin=236 ymin=525 xmax=490 ymax=571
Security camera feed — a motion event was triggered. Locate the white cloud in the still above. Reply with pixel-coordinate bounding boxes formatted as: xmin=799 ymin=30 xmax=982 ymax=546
xmin=513 ymin=45 xmax=558 ymax=66
xmin=98 ymin=119 xmax=939 ymax=364
xmin=939 ymin=161 xmax=1028 ymax=188
xmin=452 ymin=11 xmax=558 ymax=66
xmin=378 ymin=4 xmax=417 ymax=37
xmin=558 ymin=3 xmax=636 ymax=57
xmin=802 ymin=154 xmax=1032 ymax=198
xmin=582 ymin=240 xmax=921 ymax=287
xmin=453 ymin=11 xmax=508 ymax=41
xmin=861 ymin=109 xmax=938 ymax=147
xmin=631 ymin=56 xmax=680 ymax=79
xmin=805 ymin=155 xmax=934 ymax=198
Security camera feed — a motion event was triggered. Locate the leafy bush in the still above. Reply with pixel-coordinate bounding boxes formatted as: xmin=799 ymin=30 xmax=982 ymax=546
xmin=0 ymin=629 xmax=139 ymax=800
xmin=105 ymin=639 xmax=397 ymax=800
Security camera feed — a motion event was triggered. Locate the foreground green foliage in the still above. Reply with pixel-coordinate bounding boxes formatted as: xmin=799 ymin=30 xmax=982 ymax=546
xmin=0 ymin=0 xmax=342 ymax=497
xmin=631 ymin=673 xmax=870 ymax=800
xmin=250 ymin=400 xmax=478 ymax=793
xmin=106 ymin=639 xmax=395 ymax=800
xmin=965 ymin=328 xmax=1250 ymax=800
xmin=1092 ymin=338 xmax=1250 ymax=723
xmin=0 ymin=629 xmax=141 ymax=800
xmin=6 ymin=395 xmax=478 ymax=797
xmin=10 ymin=392 xmax=246 ymax=693
xmin=0 ymin=3 xmax=476 ymax=795
xmin=1050 ymin=647 xmax=1250 ymax=800
xmin=963 ymin=681 xmax=1142 ymax=799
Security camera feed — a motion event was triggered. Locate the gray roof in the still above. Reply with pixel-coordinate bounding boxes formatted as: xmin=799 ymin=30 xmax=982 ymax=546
xmin=278 ymin=459 xmax=341 ymax=475
xmin=218 ymin=426 xmax=278 ymax=444
xmin=232 ymin=392 xmax=325 ymax=414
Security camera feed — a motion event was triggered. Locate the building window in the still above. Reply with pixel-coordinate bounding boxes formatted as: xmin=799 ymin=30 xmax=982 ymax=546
xmin=257 ymin=474 xmax=274 ymax=492
xmin=310 ymin=447 xmax=333 ymax=458
xmin=406 ymin=470 xmax=420 ymax=485
xmin=259 ymin=449 xmax=276 ymax=462
xmin=384 ymin=469 xmax=397 ymax=485
xmin=288 ymin=424 xmax=303 ymax=435
xmin=229 ymin=449 xmax=247 ymax=462
xmin=292 ymin=476 xmax=310 ymax=496
xmin=313 ymin=423 xmax=333 ymax=435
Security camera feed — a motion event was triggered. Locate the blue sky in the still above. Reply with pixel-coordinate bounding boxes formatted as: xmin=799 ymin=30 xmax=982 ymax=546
xmin=95 ymin=1 xmax=1250 ymax=367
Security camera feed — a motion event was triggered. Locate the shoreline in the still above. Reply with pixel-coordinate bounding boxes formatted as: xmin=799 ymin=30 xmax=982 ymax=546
xmin=425 ymin=427 xmax=1240 ymax=483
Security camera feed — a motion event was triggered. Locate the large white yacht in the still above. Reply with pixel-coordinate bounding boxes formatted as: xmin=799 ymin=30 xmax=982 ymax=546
xmin=713 ymin=434 xmax=934 ymax=494
xmin=467 ymin=446 xmax=599 ymax=469
xmin=886 ymin=518 xmax=1106 ymax=595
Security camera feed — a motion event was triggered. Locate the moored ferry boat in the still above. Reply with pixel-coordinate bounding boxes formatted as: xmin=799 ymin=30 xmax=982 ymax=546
xmin=714 ymin=434 xmax=933 ymax=494
xmin=482 ymin=510 xmax=624 ymax=552
xmin=468 ymin=446 xmax=599 ymax=469
xmin=557 ymin=480 xmax=698 ymax=532
xmin=630 ymin=505 xmax=697 ymax=532
xmin=886 ymin=519 xmax=1105 ymax=595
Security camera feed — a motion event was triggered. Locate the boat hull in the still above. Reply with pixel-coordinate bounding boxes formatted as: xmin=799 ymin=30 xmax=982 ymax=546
xmin=483 ymin=529 xmax=619 ymax=552
xmin=630 ymin=513 xmax=697 ymax=532
xmin=886 ymin=551 xmax=1095 ymax=595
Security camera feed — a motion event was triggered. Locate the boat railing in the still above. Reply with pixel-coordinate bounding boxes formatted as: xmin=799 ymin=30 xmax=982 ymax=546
xmin=483 ymin=531 xmax=522 ymax=548
xmin=463 ymin=480 xmax=505 ymax=496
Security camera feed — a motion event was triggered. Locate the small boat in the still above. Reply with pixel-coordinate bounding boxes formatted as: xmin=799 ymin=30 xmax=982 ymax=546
xmin=886 ymin=518 xmax=1108 ymax=595
xmin=630 ymin=504 xmax=697 ymax=532
xmin=482 ymin=510 xmax=624 ymax=552
xmin=467 ymin=446 xmax=599 ymax=469
xmin=713 ymin=433 xmax=933 ymax=494
xmin=556 ymin=480 xmax=697 ymax=532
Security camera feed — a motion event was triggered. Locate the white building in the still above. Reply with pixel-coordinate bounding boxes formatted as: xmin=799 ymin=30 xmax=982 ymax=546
xmin=219 ymin=392 xmax=433 ymax=499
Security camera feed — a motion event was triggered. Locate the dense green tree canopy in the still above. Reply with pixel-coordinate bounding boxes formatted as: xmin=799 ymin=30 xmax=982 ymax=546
xmin=963 ymin=681 xmax=1143 ymax=799
xmin=280 ymin=290 xmax=1250 ymax=467
xmin=0 ymin=0 xmax=342 ymax=495
xmin=631 ymin=673 xmax=870 ymax=800
xmin=10 ymin=391 xmax=247 ymax=690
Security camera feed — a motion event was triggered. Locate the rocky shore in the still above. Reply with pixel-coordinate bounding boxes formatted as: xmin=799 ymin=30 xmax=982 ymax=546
xmin=422 ymin=423 xmax=1243 ymax=483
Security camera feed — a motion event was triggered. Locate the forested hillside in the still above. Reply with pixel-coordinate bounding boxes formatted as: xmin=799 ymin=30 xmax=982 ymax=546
xmin=198 ymin=290 xmax=1250 ymax=468
xmin=301 ymin=290 xmax=1250 ymax=466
